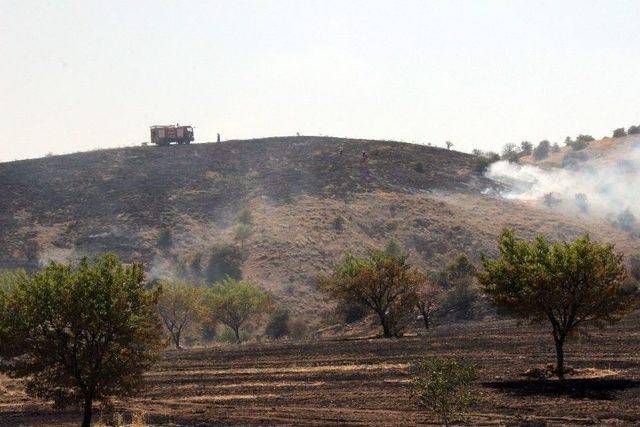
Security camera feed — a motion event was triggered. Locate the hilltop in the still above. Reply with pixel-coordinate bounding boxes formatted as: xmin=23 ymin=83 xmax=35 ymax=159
xmin=2 ymin=136 xmax=639 ymax=321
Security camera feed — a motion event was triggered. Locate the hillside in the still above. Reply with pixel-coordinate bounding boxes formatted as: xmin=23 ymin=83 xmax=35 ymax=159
xmin=2 ymin=136 xmax=639 ymax=321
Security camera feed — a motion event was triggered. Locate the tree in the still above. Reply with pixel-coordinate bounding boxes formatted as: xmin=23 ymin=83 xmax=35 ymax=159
xmin=0 ymin=255 xmax=163 ymax=427
xmin=532 ymin=140 xmax=550 ymax=160
xmin=237 ymin=207 xmax=253 ymax=225
xmin=613 ymin=127 xmax=627 ymax=138
xmin=551 ymin=142 xmax=560 ymax=153
xmin=207 ymin=278 xmax=272 ymax=341
xmin=412 ymin=358 xmax=477 ymax=426
xmin=415 ymin=279 xmax=441 ymax=329
xmin=206 ymin=244 xmax=243 ymax=283
xmin=445 ymin=141 xmax=453 ymax=150
xmin=501 ymin=143 xmax=519 ymax=162
xmin=628 ymin=125 xmax=640 ymax=135
xmin=234 ymin=223 xmax=253 ymax=250
xmin=435 ymin=254 xmax=477 ymax=288
xmin=479 ymin=230 xmax=635 ymax=379
xmin=318 ymin=250 xmax=427 ymax=337
xmin=156 ymin=281 xmax=205 ymax=349
xmin=520 ymin=141 xmax=533 ymax=156
xmin=332 ymin=215 xmax=346 ymax=231
xmin=157 ymin=228 xmax=173 ymax=249
xmin=573 ymin=134 xmax=594 ymax=150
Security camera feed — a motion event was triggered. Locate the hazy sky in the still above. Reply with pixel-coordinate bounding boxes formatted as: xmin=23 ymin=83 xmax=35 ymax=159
xmin=1 ymin=0 xmax=639 ymax=162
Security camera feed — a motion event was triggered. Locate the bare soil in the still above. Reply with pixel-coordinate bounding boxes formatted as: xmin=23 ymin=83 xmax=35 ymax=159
xmin=2 ymin=312 xmax=639 ymax=426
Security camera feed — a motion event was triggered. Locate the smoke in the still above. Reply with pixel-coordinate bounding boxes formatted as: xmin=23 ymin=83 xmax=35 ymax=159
xmin=485 ymin=140 xmax=640 ymax=227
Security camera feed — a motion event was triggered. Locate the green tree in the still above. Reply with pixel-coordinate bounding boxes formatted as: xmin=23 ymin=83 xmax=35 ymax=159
xmin=479 ymin=230 xmax=635 ymax=378
xmin=207 ymin=278 xmax=273 ymax=341
xmin=318 ymin=250 xmax=427 ymax=337
xmin=237 ymin=207 xmax=253 ymax=225
xmin=0 ymin=255 xmax=163 ymax=427
xmin=412 ymin=358 xmax=477 ymax=426
xmin=156 ymin=281 xmax=206 ymax=349
xmin=234 ymin=223 xmax=253 ymax=250
xmin=628 ymin=125 xmax=640 ymax=135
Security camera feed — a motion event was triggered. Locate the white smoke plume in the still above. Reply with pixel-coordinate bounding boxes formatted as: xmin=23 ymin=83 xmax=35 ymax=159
xmin=485 ymin=139 xmax=640 ymax=227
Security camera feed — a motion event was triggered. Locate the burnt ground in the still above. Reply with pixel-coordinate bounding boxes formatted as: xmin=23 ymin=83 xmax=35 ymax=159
xmin=2 ymin=312 xmax=639 ymax=426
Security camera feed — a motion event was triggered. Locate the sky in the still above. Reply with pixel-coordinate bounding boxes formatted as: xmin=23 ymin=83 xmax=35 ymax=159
xmin=1 ymin=0 xmax=639 ymax=162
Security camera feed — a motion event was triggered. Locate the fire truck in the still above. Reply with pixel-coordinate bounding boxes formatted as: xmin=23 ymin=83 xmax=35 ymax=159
xmin=150 ymin=124 xmax=194 ymax=146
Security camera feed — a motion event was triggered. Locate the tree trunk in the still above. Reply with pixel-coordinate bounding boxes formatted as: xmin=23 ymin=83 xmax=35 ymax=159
xmin=554 ymin=336 xmax=565 ymax=379
xmin=421 ymin=308 xmax=430 ymax=329
xmin=82 ymin=397 xmax=93 ymax=427
xmin=378 ymin=314 xmax=392 ymax=338
xmin=173 ymin=330 xmax=181 ymax=349
xmin=233 ymin=327 xmax=240 ymax=342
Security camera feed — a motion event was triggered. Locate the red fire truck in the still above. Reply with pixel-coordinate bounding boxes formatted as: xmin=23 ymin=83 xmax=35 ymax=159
xmin=150 ymin=125 xmax=194 ymax=146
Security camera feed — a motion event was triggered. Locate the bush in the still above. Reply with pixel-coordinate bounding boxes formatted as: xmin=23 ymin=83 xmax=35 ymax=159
xmin=613 ymin=128 xmax=627 ymax=138
xmin=336 ymin=300 xmax=369 ymax=323
xmin=412 ymin=358 xmax=477 ymax=426
xmin=332 ymin=215 xmax=346 ymax=231
xmin=614 ymin=208 xmax=639 ymax=234
xmin=288 ymin=316 xmax=308 ymax=340
xmin=206 ymin=244 xmax=243 ymax=283
xmin=551 ymin=142 xmax=560 ymax=152
xmin=157 ymin=228 xmax=173 ymax=249
xmin=543 ymin=192 xmax=561 ymax=208
xmin=266 ymin=308 xmax=290 ymax=339
xmin=413 ymin=162 xmax=425 ymax=173
xmin=628 ymin=125 xmax=640 ymax=135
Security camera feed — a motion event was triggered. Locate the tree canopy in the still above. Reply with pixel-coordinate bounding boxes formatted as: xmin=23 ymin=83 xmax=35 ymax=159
xmin=0 ymin=255 xmax=163 ymax=426
xmin=479 ymin=230 xmax=636 ymax=378
xmin=318 ymin=249 xmax=427 ymax=337
xmin=156 ymin=281 xmax=206 ymax=349
xmin=207 ymin=278 xmax=272 ymax=341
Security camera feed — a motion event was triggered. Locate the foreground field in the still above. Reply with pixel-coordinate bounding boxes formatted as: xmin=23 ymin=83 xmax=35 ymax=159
xmin=1 ymin=313 xmax=639 ymax=426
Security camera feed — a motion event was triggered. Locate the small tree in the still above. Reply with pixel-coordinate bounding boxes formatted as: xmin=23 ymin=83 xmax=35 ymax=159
xmin=0 ymin=255 xmax=163 ymax=427
xmin=234 ymin=223 xmax=253 ymax=250
xmin=501 ymin=143 xmax=519 ymax=162
xmin=628 ymin=125 xmax=640 ymax=135
xmin=613 ymin=127 xmax=627 ymax=138
xmin=207 ymin=278 xmax=272 ymax=342
xmin=412 ymin=358 xmax=477 ymax=426
xmin=384 ymin=237 xmax=405 ymax=258
xmin=332 ymin=215 xmax=346 ymax=231
xmin=415 ymin=279 xmax=441 ymax=329
xmin=479 ymin=230 xmax=635 ymax=378
xmin=237 ymin=207 xmax=253 ymax=225
xmin=156 ymin=281 xmax=206 ymax=349
xmin=445 ymin=141 xmax=453 ymax=150
xmin=551 ymin=142 xmax=560 ymax=152
xmin=318 ymin=250 xmax=427 ymax=337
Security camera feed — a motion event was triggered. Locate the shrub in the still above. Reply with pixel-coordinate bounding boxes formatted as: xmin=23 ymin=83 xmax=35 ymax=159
xmin=288 ymin=316 xmax=308 ymax=340
xmin=614 ymin=208 xmax=639 ymax=234
xmin=520 ymin=141 xmax=533 ymax=156
xmin=412 ymin=358 xmax=477 ymax=426
xmin=543 ymin=192 xmax=561 ymax=208
xmin=479 ymin=230 xmax=636 ymax=378
xmin=266 ymin=308 xmax=290 ymax=339
xmin=628 ymin=125 xmax=640 ymax=135
xmin=574 ymin=193 xmax=589 ymax=213
xmin=413 ymin=162 xmax=425 ymax=173
xmin=206 ymin=244 xmax=243 ymax=283
xmin=551 ymin=142 xmax=560 ymax=152
xmin=157 ymin=228 xmax=173 ymax=249
xmin=332 ymin=215 xmax=346 ymax=231
xmin=336 ymin=299 xmax=369 ymax=323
